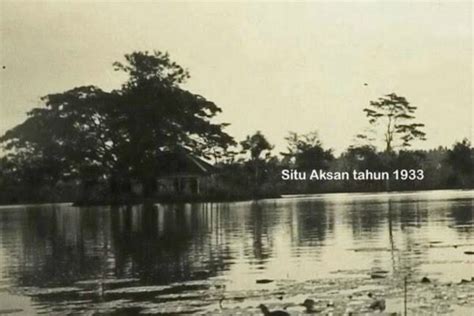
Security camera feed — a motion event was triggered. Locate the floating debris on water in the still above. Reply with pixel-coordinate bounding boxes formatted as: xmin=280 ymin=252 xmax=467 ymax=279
xmin=7 ymin=274 xmax=474 ymax=315
xmin=421 ymin=277 xmax=431 ymax=283
xmin=256 ymin=279 xmax=274 ymax=284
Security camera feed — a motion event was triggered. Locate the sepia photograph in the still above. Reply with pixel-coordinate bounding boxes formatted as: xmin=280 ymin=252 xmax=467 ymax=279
xmin=0 ymin=1 xmax=473 ymax=315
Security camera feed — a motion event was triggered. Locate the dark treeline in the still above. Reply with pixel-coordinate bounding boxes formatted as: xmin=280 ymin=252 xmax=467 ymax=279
xmin=218 ymin=135 xmax=473 ymax=196
xmin=0 ymin=50 xmax=472 ymax=205
xmin=0 ymin=51 xmax=234 ymax=204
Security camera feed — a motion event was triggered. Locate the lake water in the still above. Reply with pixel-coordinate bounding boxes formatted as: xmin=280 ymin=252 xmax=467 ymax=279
xmin=0 ymin=190 xmax=473 ymax=315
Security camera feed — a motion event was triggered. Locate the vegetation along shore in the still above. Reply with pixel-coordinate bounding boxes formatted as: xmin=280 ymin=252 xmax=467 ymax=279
xmin=1 ymin=51 xmax=472 ymax=205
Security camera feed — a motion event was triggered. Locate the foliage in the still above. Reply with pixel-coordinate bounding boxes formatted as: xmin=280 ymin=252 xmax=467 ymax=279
xmin=445 ymin=139 xmax=474 ymax=187
xmin=360 ymin=93 xmax=426 ymax=152
xmin=0 ymin=57 xmax=472 ymax=204
xmin=0 ymin=50 xmax=234 ymax=200
xmin=113 ymin=51 xmax=234 ymax=183
xmin=240 ymin=131 xmax=274 ymax=161
xmin=234 ymin=131 xmax=276 ymax=195
xmin=343 ymin=145 xmax=382 ymax=171
xmin=282 ymin=131 xmax=334 ymax=170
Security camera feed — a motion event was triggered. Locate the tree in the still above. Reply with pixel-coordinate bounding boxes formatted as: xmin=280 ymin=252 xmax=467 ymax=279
xmin=240 ymin=131 xmax=273 ymax=161
xmin=0 ymin=50 xmax=235 ymax=200
xmin=360 ymin=93 xmax=426 ymax=152
xmin=239 ymin=131 xmax=274 ymax=192
xmin=0 ymin=86 xmax=127 ymax=194
xmin=342 ymin=145 xmax=382 ymax=172
xmin=113 ymin=51 xmax=234 ymax=192
xmin=282 ymin=131 xmax=333 ymax=170
xmin=279 ymin=131 xmax=334 ymax=193
xmin=446 ymin=138 xmax=474 ymax=187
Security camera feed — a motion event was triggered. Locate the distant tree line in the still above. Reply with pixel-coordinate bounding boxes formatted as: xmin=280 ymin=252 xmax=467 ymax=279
xmin=215 ymin=132 xmax=473 ymax=196
xmin=0 ymin=51 xmax=472 ymax=204
xmin=210 ymin=91 xmax=473 ymax=196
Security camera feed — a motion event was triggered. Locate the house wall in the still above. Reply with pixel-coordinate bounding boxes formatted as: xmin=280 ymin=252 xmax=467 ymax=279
xmin=131 ymin=174 xmax=217 ymax=197
xmin=157 ymin=175 xmax=214 ymax=195
xmin=131 ymin=181 xmax=144 ymax=195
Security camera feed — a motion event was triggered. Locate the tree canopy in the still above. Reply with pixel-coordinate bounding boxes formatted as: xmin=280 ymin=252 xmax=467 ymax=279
xmin=0 ymin=50 xmax=234 ymax=195
xmin=360 ymin=93 xmax=426 ymax=152
xmin=240 ymin=131 xmax=274 ymax=161
xmin=282 ymin=131 xmax=334 ymax=170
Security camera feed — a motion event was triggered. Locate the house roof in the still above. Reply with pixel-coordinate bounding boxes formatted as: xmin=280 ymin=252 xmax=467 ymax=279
xmin=155 ymin=150 xmax=216 ymax=177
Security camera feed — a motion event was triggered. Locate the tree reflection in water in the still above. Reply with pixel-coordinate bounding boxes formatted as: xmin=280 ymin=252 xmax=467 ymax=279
xmin=0 ymin=191 xmax=472 ymax=314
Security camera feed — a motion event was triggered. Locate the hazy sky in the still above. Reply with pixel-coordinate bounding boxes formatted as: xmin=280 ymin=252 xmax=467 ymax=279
xmin=1 ymin=1 xmax=472 ymax=153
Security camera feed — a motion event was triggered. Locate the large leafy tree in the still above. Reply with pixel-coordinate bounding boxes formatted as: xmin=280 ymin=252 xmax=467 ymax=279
xmin=360 ymin=93 xmax=426 ymax=152
xmin=1 ymin=86 xmax=126 ymax=184
xmin=113 ymin=51 xmax=234 ymax=183
xmin=1 ymin=50 xmax=234 ymax=198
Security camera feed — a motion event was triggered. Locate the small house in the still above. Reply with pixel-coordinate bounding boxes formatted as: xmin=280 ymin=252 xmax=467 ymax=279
xmin=131 ymin=150 xmax=217 ymax=196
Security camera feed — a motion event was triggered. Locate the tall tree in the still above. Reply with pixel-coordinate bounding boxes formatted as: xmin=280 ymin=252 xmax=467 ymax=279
xmin=113 ymin=51 xmax=234 ymax=189
xmin=361 ymin=93 xmax=426 ymax=152
xmin=240 ymin=131 xmax=274 ymax=191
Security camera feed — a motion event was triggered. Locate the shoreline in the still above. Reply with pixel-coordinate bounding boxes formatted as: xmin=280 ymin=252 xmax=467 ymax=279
xmin=0 ymin=188 xmax=472 ymax=208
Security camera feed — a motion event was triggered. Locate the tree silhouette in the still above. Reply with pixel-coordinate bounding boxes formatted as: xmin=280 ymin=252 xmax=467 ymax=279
xmin=282 ymin=131 xmax=333 ymax=170
xmin=360 ymin=93 xmax=426 ymax=152
xmin=446 ymin=138 xmax=474 ymax=187
xmin=0 ymin=50 xmax=234 ymax=199
xmin=240 ymin=131 xmax=274 ymax=193
xmin=0 ymin=86 xmax=121 ymax=188
xmin=240 ymin=131 xmax=273 ymax=161
xmin=113 ymin=51 xmax=234 ymax=193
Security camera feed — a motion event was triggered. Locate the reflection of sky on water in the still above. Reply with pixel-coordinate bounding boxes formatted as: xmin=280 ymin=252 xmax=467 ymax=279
xmin=0 ymin=190 xmax=472 ymax=313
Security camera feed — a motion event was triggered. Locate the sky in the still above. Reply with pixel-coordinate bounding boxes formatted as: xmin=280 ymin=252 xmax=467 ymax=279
xmin=0 ymin=0 xmax=472 ymax=154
